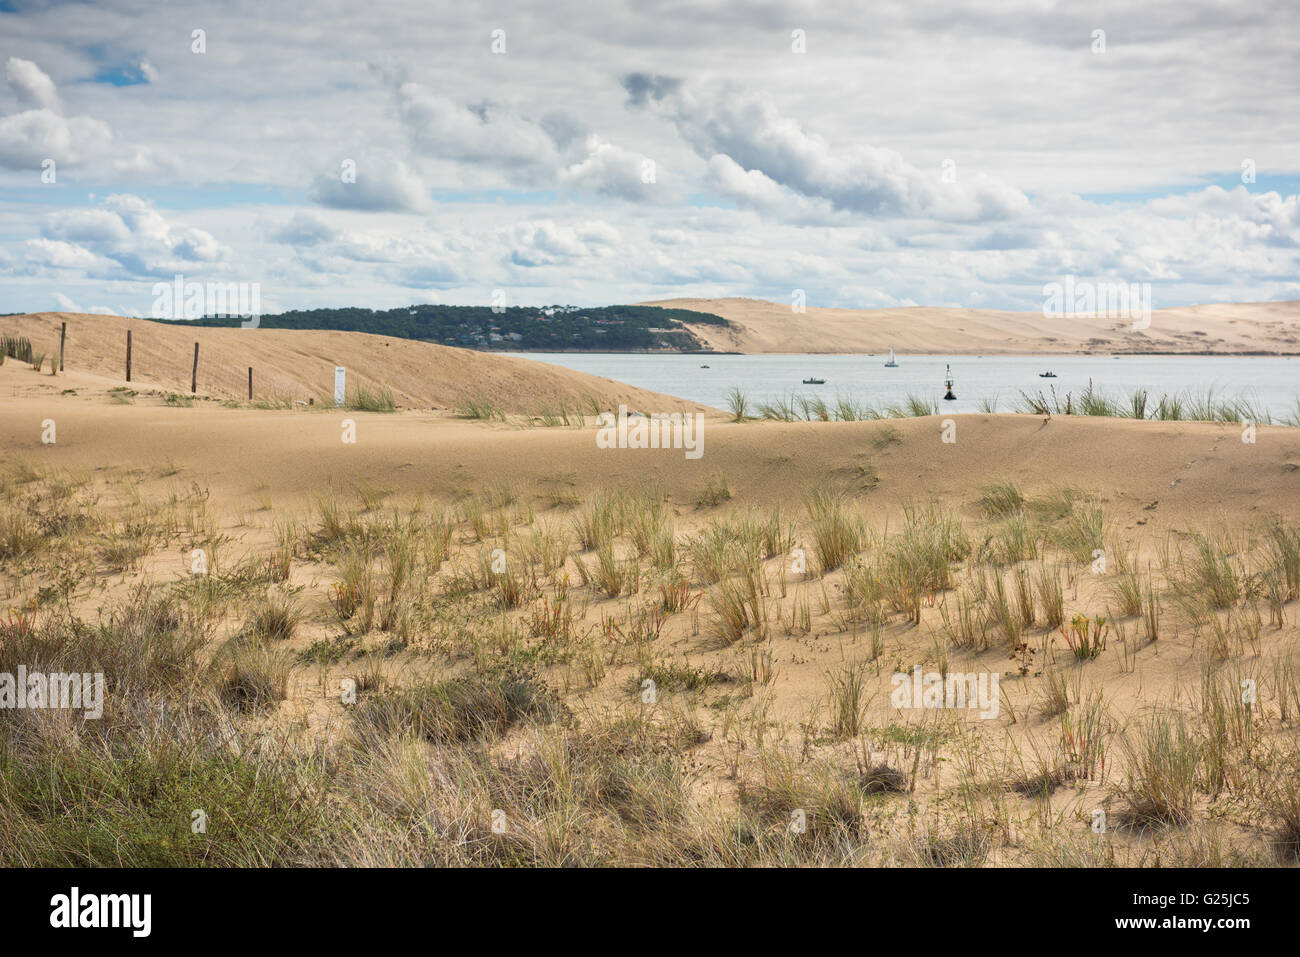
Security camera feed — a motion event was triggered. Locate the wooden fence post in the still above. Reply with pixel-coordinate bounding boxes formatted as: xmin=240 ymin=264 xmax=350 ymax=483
xmin=59 ymin=322 xmax=66 ymax=372
xmin=248 ymin=367 xmax=253 ymax=400
xmin=125 ymin=330 xmax=132 ymax=382
xmin=191 ymin=342 xmax=199 ymax=393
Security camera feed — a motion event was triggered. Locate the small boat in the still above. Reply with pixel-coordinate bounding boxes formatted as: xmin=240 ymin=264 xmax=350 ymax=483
xmin=943 ymin=364 xmax=957 ymax=401
xmin=801 ymin=377 xmax=825 ymax=385
xmin=884 ymin=347 xmax=899 ymax=368
xmin=1039 ymin=371 xmax=1057 ymax=378
xmin=700 ymin=364 xmax=710 ymax=369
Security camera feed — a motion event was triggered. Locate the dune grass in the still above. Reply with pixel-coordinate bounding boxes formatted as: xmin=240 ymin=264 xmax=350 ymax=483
xmin=1 ymin=455 xmax=1296 ymax=869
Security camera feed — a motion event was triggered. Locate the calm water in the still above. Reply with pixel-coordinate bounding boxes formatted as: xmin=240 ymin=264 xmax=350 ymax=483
xmin=509 ymin=353 xmax=1300 ymax=419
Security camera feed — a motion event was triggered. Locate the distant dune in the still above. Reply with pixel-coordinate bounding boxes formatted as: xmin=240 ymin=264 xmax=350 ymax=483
xmin=0 ymin=312 xmax=709 ymax=413
xmin=642 ymin=297 xmax=1300 ymax=355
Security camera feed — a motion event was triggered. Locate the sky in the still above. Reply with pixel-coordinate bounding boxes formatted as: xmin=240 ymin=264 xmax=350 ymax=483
xmin=1 ymin=0 xmax=1298 ymax=317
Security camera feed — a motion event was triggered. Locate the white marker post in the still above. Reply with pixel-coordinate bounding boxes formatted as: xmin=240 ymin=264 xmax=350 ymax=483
xmin=334 ymin=366 xmax=346 ymax=408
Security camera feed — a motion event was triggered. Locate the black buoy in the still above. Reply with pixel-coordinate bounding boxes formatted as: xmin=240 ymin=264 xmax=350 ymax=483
xmin=943 ymin=363 xmax=957 ymax=401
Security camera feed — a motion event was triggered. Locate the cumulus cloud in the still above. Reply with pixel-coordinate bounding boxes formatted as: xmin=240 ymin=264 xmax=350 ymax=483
xmin=626 ymin=74 xmax=1030 ymax=222
xmin=35 ymin=194 xmax=230 ymax=278
xmin=505 ymin=219 xmax=620 ymax=267
xmin=397 ymin=83 xmax=561 ymax=170
xmin=42 ymin=208 xmax=133 ymax=243
xmin=269 ymin=213 xmax=465 ymax=286
xmin=0 ymin=3 xmax=1297 ymax=314
xmin=0 ymin=108 xmax=113 ymax=170
xmin=26 ymin=238 xmax=104 ymax=270
xmin=0 ymin=57 xmax=179 ymax=175
xmin=309 ymin=153 xmax=432 ymax=212
xmin=270 ymin=212 xmax=340 ymax=247
xmin=395 ymin=82 xmax=665 ymax=203
xmin=6 ymin=57 xmax=60 ymax=111
xmin=559 ymin=136 xmax=662 ymax=201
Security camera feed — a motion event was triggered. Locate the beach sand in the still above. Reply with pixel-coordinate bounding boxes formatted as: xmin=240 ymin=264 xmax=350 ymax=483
xmin=3 ymin=328 xmax=1299 ymax=866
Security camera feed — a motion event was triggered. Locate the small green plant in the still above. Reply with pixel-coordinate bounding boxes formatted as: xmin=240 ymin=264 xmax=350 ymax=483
xmin=347 ymin=383 xmax=398 ymax=413
xmin=975 ymin=480 xmax=1024 ymax=518
xmin=725 ymin=386 xmax=750 ymax=423
xmin=1060 ymin=613 xmax=1108 ymax=660
xmin=696 ymin=472 xmax=732 ymax=508
xmin=457 ymin=396 xmax=506 ymax=421
xmin=827 ymin=661 xmax=872 ymax=738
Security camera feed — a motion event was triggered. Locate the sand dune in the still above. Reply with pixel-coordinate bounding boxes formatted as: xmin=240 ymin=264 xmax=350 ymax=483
xmin=0 ymin=312 xmax=708 ymax=413
xmin=4 ymin=377 xmax=1300 ymax=867
xmin=4 ymin=378 xmax=1296 ymax=531
xmin=643 ymin=297 xmax=1300 ymax=355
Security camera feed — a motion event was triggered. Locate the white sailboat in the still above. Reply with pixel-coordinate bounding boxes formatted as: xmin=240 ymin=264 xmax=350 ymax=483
xmin=884 ymin=347 xmax=899 ymax=368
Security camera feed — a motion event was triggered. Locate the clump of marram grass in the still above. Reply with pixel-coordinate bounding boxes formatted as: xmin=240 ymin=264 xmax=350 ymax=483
xmin=878 ymin=501 xmax=970 ymax=622
xmin=0 ymin=586 xmax=208 ymax=707
xmin=1265 ymin=519 xmax=1300 ymax=604
xmin=709 ymin=564 xmax=768 ymax=643
xmin=1108 ymin=543 xmax=1145 ymax=618
xmin=1051 ymin=498 xmax=1106 ymax=563
xmin=244 ymin=591 xmax=301 ymax=642
xmin=1266 ymin=750 xmax=1300 ymax=860
xmin=624 ymin=491 xmax=676 ymax=570
xmin=1170 ymin=530 xmax=1241 ymax=613
xmin=987 ymin=511 xmax=1038 ymax=564
xmin=456 ymin=396 xmax=506 ymax=421
xmin=725 ymin=386 xmax=750 ymax=422
xmin=827 ymin=661 xmax=873 ymax=737
xmin=758 ymin=393 xmax=801 ymax=421
xmin=685 ymin=516 xmax=762 ymax=585
xmin=0 ymin=714 xmax=331 ymax=866
xmin=0 ymin=508 xmax=42 ymax=561
xmin=805 ymin=488 xmax=863 ymax=573
xmin=938 ymin=585 xmax=989 ymax=650
xmin=346 ymin=382 xmax=398 ymax=412
xmin=895 ymin=824 xmax=992 ymax=867
xmin=1037 ymin=666 xmax=1072 ymax=718
xmin=636 ymin=659 xmax=730 ymax=694
xmin=738 ymin=749 xmax=867 ymax=843
xmin=311 ymin=492 xmax=360 ymax=548
xmin=1118 ymin=711 xmax=1202 ymax=828
xmin=886 ymin=393 xmax=938 ymax=418
xmin=352 ymin=671 xmax=564 ymax=745
xmin=590 ymin=540 xmax=634 ymax=598
xmin=571 ymin=489 xmax=623 ymax=551
xmin=975 ymin=479 xmax=1024 ymax=518
xmin=1034 ymin=560 xmax=1065 ymax=630
xmin=213 ymin=641 xmax=292 ymax=712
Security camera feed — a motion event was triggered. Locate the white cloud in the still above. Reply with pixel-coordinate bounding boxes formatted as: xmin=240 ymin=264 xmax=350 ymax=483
xmin=0 ymin=109 xmax=113 ymax=170
xmin=26 ymin=238 xmax=104 ymax=270
xmin=6 ymin=58 xmax=60 ymax=111
xmin=560 ymin=136 xmax=662 ymax=201
xmin=630 ymin=75 xmax=1030 ymax=222
xmin=505 ymin=220 xmax=620 ymax=267
xmin=0 ymin=1 xmax=1295 ymax=314
xmin=397 ymin=83 xmax=560 ymax=170
xmin=309 ymin=153 xmax=432 ymax=212
xmin=35 ymin=194 xmax=230 ymax=277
